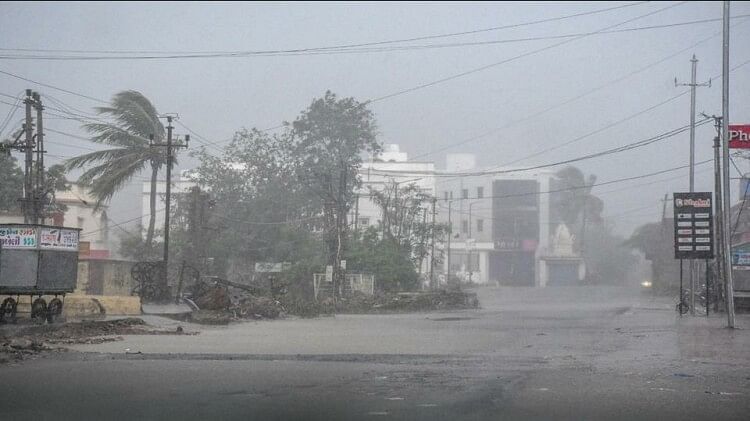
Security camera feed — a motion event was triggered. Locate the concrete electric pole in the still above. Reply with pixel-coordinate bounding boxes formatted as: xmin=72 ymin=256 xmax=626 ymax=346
xmin=23 ymin=90 xmax=33 ymax=223
xmin=721 ymin=0 xmax=736 ymax=328
xmin=151 ymin=115 xmax=189 ymax=289
xmin=676 ymin=55 xmax=711 ymax=315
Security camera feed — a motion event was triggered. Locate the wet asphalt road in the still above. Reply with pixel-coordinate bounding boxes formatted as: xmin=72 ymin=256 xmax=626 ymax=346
xmin=1 ymin=286 xmax=749 ymax=420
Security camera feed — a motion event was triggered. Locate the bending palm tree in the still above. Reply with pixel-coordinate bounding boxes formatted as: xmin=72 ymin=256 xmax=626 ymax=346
xmin=65 ymin=91 xmax=172 ymax=253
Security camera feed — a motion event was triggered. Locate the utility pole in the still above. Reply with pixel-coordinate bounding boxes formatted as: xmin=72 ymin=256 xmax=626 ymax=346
xmin=150 ymin=116 xmax=189 ymax=289
xmin=23 ymin=89 xmax=34 ymax=224
xmin=676 ymin=55 xmax=711 ymax=315
xmin=418 ymin=207 xmax=427 ymax=282
xmin=353 ymin=193 xmax=359 ymax=232
xmin=163 ymin=116 xmax=174 ymax=270
xmin=467 ymin=201 xmax=479 ymax=284
xmin=710 ymin=117 xmax=724 ymax=311
xmin=33 ymin=92 xmax=45 ymax=224
xmin=721 ymin=0 xmax=736 ymax=328
xmin=447 ymin=200 xmax=453 ymax=288
xmin=430 ymin=197 xmax=436 ymax=290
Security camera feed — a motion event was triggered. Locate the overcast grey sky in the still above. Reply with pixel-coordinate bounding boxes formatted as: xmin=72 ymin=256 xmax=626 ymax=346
xmin=1 ymin=1 xmax=749 ymax=237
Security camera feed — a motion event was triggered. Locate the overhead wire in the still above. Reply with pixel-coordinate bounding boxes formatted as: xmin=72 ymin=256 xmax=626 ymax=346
xmin=367 ymin=1 xmax=687 ymax=104
xmin=366 ymin=118 xmax=713 ymax=179
xmin=3 ymin=16 xmax=744 ymax=60
xmin=0 ymin=2 xmax=650 ymax=58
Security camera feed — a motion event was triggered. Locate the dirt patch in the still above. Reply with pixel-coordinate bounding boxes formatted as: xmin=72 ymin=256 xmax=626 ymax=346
xmin=0 ymin=318 xmax=193 ymax=364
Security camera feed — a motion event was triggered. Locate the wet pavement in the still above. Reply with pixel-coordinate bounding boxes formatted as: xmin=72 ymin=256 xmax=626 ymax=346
xmin=1 ymin=286 xmax=749 ymax=420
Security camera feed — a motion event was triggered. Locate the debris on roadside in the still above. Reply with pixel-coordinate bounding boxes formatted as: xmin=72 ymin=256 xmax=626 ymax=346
xmin=186 ymin=279 xmax=285 ymax=324
xmin=334 ymin=290 xmax=480 ymax=314
xmin=0 ymin=317 xmax=194 ymax=364
xmin=185 ymin=278 xmax=480 ymax=322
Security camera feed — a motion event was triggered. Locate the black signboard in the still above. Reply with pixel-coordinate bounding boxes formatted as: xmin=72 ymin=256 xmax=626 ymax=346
xmin=673 ymin=192 xmax=714 ymax=259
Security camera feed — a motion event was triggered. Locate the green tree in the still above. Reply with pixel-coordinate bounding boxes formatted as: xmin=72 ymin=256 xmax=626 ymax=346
xmin=368 ymin=181 xmax=448 ymax=280
xmin=552 ymin=166 xmax=603 ymax=251
xmin=64 ymin=91 xmax=171 ymax=253
xmin=0 ymin=154 xmax=24 ymax=213
xmin=346 ymin=227 xmax=420 ymax=292
xmin=189 ymin=128 xmax=324 ymax=277
xmin=290 ymin=91 xmax=381 ymax=297
xmin=0 ymin=153 xmax=69 ymax=215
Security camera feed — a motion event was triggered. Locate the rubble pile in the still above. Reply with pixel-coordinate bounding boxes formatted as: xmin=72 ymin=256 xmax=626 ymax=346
xmin=187 ymin=280 xmax=285 ymax=324
xmin=190 ymin=282 xmax=232 ymax=310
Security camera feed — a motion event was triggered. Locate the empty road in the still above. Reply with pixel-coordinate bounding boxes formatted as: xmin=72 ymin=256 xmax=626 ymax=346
xmin=1 ymin=286 xmax=749 ymax=420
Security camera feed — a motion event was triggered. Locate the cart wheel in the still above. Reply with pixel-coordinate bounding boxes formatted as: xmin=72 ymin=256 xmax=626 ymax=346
xmin=47 ymin=298 xmax=63 ymax=323
xmin=31 ymin=298 xmax=47 ymax=323
xmin=0 ymin=297 xmax=18 ymax=323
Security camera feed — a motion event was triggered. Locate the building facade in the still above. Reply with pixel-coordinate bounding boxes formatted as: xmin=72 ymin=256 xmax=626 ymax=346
xmin=350 ymin=144 xmax=436 ymax=276
xmin=437 ymin=155 xmax=583 ymax=287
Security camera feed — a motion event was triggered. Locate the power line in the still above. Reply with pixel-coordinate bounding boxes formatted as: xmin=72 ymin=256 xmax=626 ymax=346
xmin=213 ymin=213 xmax=323 ymax=226
xmin=0 ymin=69 xmax=107 ymax=104
xmin=3 ymin=16 xmax=743 ymax=61
xmin=367 ymin=1 xmax=686 ymax=103
xmin=0 ymin=2 xmax=650 ymax=58
xmin=407 ymin=19 xmax=746 ymax=163
xmin=0 ymin=90 xmax=24 ymax=137
xmin=417 ymin=54 xmax=750 ymax=171
xmin=435 ymin=158 xmax=713 ymax=202
xmin=367 ymin=119 xmax=712 ymax=179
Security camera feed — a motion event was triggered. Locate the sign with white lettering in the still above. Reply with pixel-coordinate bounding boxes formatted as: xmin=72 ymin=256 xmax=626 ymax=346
xmin=673 ymin=192 xmax=714 ymax=259
xmin=254 ymin=262 xmax=292 ymax=273
xmin=39 ymin=227 xmax=79 ymax=251
xmin=728 ymin=124 xmax=750 ymax=149
xmin=0 ymin=226 xmax=37 ymax=249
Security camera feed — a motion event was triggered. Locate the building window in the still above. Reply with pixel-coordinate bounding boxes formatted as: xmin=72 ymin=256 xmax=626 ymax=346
xmin=462 ymin=189 xmax=469 ymax=199
xmin=358 ymin=217 xmax=370 ymax=226
xmin=449 ymin=191 xmax=453 ymax=200
xmin=477 ymin=186 xmax=484 ymax=198
xmin=477 ymin=219 xmax=484 ymax=232
xmin=77 ymin=216 xmax=84 ymax=229
xmin=444 ymin=191 xmax=449 ymax=201
xmin=461 ymin=220 xmax=468 ymax=234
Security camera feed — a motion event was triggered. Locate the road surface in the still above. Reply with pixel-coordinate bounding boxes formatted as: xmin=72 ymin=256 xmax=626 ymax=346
xmin=1 ymin=286 xmax=749 ymax=420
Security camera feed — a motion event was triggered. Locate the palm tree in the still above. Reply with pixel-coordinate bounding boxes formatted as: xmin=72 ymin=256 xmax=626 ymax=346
xmin=65 ymin=91 xmax=171 ymax=253
xmin=551 ymin=166 xmax=604 ymax=251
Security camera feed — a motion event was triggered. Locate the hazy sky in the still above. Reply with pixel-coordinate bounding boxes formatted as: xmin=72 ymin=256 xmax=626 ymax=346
xmin=1 ymin=1 xmax=749 ymax=237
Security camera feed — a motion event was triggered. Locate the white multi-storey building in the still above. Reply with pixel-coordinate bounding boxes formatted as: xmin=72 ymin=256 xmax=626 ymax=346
xmin=436 ymin=154 xmax=583 ymax=287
